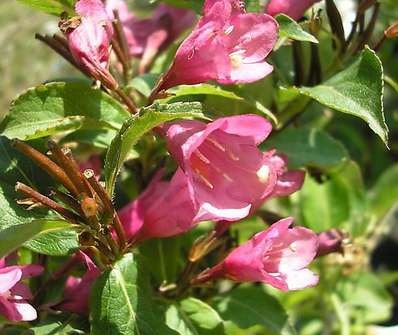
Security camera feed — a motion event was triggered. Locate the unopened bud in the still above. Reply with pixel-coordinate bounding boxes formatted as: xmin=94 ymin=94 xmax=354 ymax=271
xmin=81 ymin=197 xmax=98 ymax=218
xmin=385 ymin=22 xmax=398 ymax=39
xmin=316 ymin=229 xmax=346 ymax=257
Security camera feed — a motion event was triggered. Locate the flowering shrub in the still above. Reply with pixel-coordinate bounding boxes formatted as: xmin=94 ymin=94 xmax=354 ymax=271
xmin=0 ymin=0 xmax=397 ymax=334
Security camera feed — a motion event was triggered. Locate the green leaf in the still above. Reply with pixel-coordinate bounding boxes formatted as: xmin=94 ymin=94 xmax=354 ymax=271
xmin=90 ymin=253 xmax=177 ymax=335
xmin=276 ymin=14 xmax=319 ymax=44
xmin=337 ymin=272 xmax=393 ymax=323
xmin=166 ymin=298 xmax=225 ymax=335
xmin=296 ymin=47 xmax=388 ymax=145
xmin=166 ymin=84 xmax=244 ymax=102
xmin=29 ymin=315 xmax=87 ymax=335
xmin=17 ymin=0 xmax=76 ymax=15
xmin=367 ymin=164 xmax=398 ymax=223
xmin=129 ymin=74 xmax=161 ymax=98
xmin=0 ymin=219 xmax=72 ymax=258
xmin=299 ymin=161 xmax=366 ymax=234
xmin=1 ymin=82 xmax=130 ymax=140
xmin=25 ymin=229 xmax=79 ymax=256
xmin=263 ymin=128 xmax=349 ymax=171
xmin=213 ymin=285 xmax=295 ymax=335
xmin=105 ymin=102 xmax=206 ymax=195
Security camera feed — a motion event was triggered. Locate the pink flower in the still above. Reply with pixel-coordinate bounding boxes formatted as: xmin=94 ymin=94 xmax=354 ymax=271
xmin=160 ymin=115 xmax=304 ymax=222
xmin=154 ymin=0 xmax=278 ymax=92
xmin=118 ymin=169 xmax=198 ymax=242
xmin=57 ymin=252 xmax=100 ymax=316
xmin=107 ymin=0 xmax=196 ymax=73
xmin=197 ymin=218 xmax=319 ymax=291
xmin=66 ymin=0 xmax=117 ymax=89
xmin=265 ymin=0 xmax=321 ymax=20
xmin=0 ymin=260 xmax=43 ymax=321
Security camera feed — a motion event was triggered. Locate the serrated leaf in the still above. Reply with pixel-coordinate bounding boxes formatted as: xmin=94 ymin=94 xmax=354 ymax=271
xmin=0 ymin=219 xmax=72 ymax=258
xmin=90 ymin=253 xmax=177 ymax=335
xmin=166 ymin=298 xmax=224 ymax=335
xmin=276 ymin=14 xmax=319 ymax=44
xmin=1 ymin=82 xmax=130 ymax=140
xmin=17 ymin=0 xmax=76 ymax=15
xmin=213 ymin=285 xmax=296 ymax=335
xmin=296 ymin=47 xmax=388 ymax=145
xmin=263 ymin=127 xmax=349 ymax=171
xmin=25 ymin=229 xmax=79 ymax=256
xmin=105 ymin=102 xmax=206 ymax=195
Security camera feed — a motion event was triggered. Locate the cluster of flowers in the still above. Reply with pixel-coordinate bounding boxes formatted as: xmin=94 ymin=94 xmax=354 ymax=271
xmin=1 ymin=0 xmax=329 ymax=323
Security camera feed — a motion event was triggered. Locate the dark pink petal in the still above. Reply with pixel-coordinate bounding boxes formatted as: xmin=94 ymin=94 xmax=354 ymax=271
xmin=317 ymin=229 xmax=345 ymax=257
xmin=10 ymin=283 xmax=33 ymax=300
xmin=19 ymin=264 xmax=44 ymax=279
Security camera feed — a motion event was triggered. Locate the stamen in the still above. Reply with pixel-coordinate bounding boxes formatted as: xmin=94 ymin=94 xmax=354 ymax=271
xmin=206 ymin=137 xmax=226 ymax=152
xmin=194 ymin=168 xmax=214 ymax=189
xmin=224 ymin=25 xmax=234 ymax=35
xmin=289 ymin=242 xmax=297 ymax=252
xmin=229 ymin=49 xmax=246 ymax=69
xmin=194 ymin=149 xmax=210 ymax=164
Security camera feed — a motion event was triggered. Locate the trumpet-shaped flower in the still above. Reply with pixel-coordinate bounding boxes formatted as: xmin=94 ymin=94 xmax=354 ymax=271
xmin=118 ymin=169 xmax=198 ymax=242
xmin=155 ymin=0 xmax=278 ymax=91
xmin=201 ymin=218 xmax=319 ymax=291
xmin=66 ymin=0 xmax=117 ymax=88
xmin=160 ymin=115 xmax=304 ymax=222
xmin=57 ymin=252 xmax=100 ymax=316
xmin=0 ymin=260 xmax=43 ymax=321
xmin=266 ymin=0 xmax=321 ymax=20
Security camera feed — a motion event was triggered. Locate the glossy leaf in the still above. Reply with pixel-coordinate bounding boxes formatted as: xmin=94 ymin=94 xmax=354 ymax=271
xmin=0 ymin=82 xmax=130 ymax=140
xmin=213 ymin=285 xmax=295 ymax=335
xmin=90 ymin=253 xmax=177 ymax=335
xmin=276 ymin=14 xmax=319 ymax=44
xmin=264 ymin=127 xmax=349 ymax=171
xmin=0 ymin=219 xmax=72 ymax=258
xmin=104 ymin=102 xmax=206 ymax=195
xmin=25 ymin=229 xmax=79 ymax=256
xmin=166 ymin=298 xmax=224 ymax=335
xmin=297 ymin=47 xmax=388 ymax=145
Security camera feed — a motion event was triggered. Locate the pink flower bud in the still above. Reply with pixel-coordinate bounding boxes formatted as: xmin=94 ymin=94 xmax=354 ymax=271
xmin=160 ymin=115 xmax=304 ymax=222
xmin=57 ymin=252 xmax=100 ymax=316
xmin=199 ymin=218 xmax=319 ymax=291
xmin=266 ymin=0 xmax=321 ymax=20
xmin=316 ymin=229 xmax=345 ymax=257
xmin=155 ymin=0 xmax=278 ymax=91
xmin=118 ymin=169 xmax=198 ymax=242
xmin=66 ymin=0 xmax=117 ymax=89
xmin=0 ymin=259 xmax=43 ymax=321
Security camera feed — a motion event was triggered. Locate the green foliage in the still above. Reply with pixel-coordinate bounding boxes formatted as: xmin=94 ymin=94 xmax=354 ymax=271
xmin=0 ymin=219 xmax=71 ymax=258
xmin=90 ymin=253 xmax=177 ymax=335
xmin=166 ymin=298 xmax=225 ymax=335
xmin=0 ymin=81 xmax=130 ymax=140
xmin=276 ymin=14 xmax=319 ymax=44
xmin=17 ymin=0 xmax=76 ymax=15
xmin=296 ymin=47 xmax=389 ymax=145
xmin=213 ymin=285 xmax=295 ymax=335
xmin=104 ymin=102 xmax=206 ymax=195
xmin=263 ymin=127 xmax=349 ymax=171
